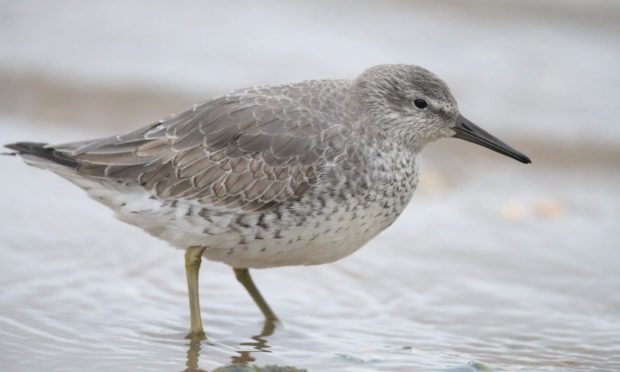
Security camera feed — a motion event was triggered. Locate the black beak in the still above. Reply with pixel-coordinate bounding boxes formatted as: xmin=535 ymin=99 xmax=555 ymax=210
xmin=452 ymin=115 xmax=531 ymax=164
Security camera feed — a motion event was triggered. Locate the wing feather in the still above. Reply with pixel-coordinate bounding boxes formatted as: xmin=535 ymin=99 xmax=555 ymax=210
xmin=49 ymin=82 xmax=353 ymax=211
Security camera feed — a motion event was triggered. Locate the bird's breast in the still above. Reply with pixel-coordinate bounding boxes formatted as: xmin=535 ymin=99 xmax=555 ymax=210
xmin=105 ymin=149 xmax=421 ymax=269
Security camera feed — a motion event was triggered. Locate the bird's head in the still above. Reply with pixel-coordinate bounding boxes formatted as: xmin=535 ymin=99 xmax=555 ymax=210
xmin=354 ymin=64 xmax=531 ymax=164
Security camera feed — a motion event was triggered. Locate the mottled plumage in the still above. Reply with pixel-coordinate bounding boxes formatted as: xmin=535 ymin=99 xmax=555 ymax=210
xmin=6 ymin=64 xmax=530 ymax=334
xmin=54 ymin=82 xmax=352 ymax=210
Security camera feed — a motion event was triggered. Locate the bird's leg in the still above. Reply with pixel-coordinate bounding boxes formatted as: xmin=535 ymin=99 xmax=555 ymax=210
xmin=185 ymin=246 xmax=207 ymax=339
xmin=233 ymin=268 xmax=279 ymax=321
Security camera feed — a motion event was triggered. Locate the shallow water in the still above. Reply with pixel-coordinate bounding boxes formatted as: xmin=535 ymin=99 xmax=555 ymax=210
xmin=1 ymin=119 xmax=619 ymax=371
xmin=1 ymin=1 xmax=620 ymax=371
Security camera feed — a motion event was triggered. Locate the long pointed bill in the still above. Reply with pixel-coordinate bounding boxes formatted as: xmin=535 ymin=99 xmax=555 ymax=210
xmin=452 ymin=115 xmax=531 ymax=164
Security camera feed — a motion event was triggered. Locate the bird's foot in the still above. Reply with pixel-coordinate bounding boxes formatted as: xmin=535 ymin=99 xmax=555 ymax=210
xmin=185 ymin=330 xmax=206 ymax=340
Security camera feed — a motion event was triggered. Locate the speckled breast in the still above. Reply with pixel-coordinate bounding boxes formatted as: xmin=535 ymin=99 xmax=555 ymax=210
xmin=195 ymin=149 xmax=421 ymax=268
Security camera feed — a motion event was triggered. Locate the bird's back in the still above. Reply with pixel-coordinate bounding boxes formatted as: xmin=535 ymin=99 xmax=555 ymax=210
xmin=7 ymin=78 xmax=420 ymax=268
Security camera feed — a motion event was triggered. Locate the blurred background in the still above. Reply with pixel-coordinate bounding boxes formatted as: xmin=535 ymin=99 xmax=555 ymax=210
xmin=1 ymin=1 xmax=619 ymax=371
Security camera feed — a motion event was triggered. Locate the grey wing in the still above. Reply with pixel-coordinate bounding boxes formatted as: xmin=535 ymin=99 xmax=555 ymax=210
xmin=51 ymin=89 xmax=350 ymax=211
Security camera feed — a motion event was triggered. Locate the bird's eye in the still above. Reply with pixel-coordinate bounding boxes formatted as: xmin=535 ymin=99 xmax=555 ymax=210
xmin=414 ymin=98 xmax=428 ymax=109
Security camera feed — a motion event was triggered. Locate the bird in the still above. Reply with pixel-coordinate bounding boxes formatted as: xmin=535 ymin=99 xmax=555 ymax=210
xmin=5 ymin=64 xmax=531 ymax=339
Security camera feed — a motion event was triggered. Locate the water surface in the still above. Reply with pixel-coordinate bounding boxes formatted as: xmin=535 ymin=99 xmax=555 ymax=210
xmin=1 ymin=119 xmax=618 ymax=371
xmin=1 ymin=1 xmax=619 ymax=370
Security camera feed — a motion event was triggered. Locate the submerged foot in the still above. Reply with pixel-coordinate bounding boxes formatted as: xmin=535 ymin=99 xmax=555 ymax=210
xmin=185 ymin=330 xmax=206 ymax=340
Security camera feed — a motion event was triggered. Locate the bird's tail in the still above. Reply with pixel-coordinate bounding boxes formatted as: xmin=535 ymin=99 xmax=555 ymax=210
xmin=4 ymin=142 xmax=78 ymax=174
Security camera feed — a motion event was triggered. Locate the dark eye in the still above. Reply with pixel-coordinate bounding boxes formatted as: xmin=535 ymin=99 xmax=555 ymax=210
xmin=414 ymin=98 xmax=428 ymax=109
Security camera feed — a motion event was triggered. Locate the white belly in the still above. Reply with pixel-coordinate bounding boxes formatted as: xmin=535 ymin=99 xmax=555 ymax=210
xmin=76 ymin=179 xmax=409 ymax=268
xmin=199 ymin=200 xmax=399 ymax=268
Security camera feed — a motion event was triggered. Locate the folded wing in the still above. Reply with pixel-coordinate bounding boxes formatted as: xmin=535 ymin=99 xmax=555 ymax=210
xmin=49 ymin=88 xmax=350 ymax=211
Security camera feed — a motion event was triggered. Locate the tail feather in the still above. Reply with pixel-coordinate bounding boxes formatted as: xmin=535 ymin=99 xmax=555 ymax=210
xmin=5 ymin=142 xmax=78 ymax=170
xmin=6 ymin=142 xmax=47 ymax=154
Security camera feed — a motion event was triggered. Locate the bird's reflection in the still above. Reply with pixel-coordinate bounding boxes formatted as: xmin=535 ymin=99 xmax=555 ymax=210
xmin=183 ymin=318 xmax=277 ymax=371
xmin=229 ymin=318 xmax=276 ymax=365
xmin=183 ymin=337 xmax=207 ymax=372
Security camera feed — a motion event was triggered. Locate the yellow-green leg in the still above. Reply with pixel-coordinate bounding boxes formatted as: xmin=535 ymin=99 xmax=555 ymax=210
xmin=185 ymin=246 xmax=207 ymax=339
xmin=233 ymin=268 xmax=279 ymax=321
